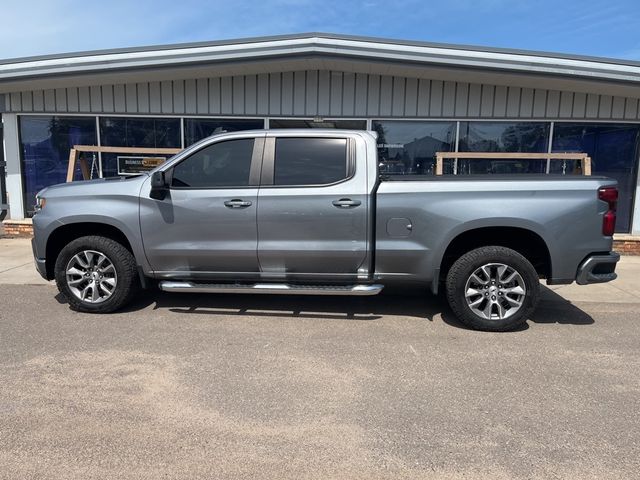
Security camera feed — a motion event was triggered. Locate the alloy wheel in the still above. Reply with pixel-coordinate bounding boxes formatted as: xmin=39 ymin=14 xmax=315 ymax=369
xmin=464 ymin=263 xmax=526 ymax=320
xmin=65 ymin=250 xmax=118 ymax=304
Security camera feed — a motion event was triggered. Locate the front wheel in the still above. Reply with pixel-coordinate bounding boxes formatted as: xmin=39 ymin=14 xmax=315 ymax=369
xmin=445 ymin=246 xmax=540 ymax=331
xmin=54 ymin=235 xmax=139 ymax=313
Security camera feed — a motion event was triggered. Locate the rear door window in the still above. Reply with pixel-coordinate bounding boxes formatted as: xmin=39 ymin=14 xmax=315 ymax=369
xmin=273 ymin=138 xmax=348 ymax=186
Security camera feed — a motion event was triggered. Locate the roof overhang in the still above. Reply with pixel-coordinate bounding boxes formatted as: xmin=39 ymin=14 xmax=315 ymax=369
xmin=1 ymin=33 xmax=639 ymax=97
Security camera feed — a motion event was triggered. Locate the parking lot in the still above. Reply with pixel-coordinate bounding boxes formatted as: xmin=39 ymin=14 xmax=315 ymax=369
xmin=1 ymin=239 xmax=639 ymax=479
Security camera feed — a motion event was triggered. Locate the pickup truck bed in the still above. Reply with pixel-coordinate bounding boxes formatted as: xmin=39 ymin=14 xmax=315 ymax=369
xmin=376 ymin=174 xmax=616 ymax=288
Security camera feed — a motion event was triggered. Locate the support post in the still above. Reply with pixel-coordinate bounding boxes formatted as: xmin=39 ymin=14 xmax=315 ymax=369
xmin=435 ymin=154 xmax=443 ymax=175
xmin=66 ymin=148 xmax=77 ymax=182
xmin=78 ymin=156 xmax=90 ymax=180
xmin=2 ymin=113 xmax=25 ymax=219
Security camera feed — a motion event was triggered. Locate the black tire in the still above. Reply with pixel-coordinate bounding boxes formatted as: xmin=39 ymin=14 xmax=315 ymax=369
xmin=445 ymin=246 xmax=540 ymax=331
xmin=54 ymin=235 xmax=139 ymax=313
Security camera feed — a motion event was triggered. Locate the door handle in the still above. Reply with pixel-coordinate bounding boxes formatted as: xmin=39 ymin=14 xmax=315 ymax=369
xmin=332 ymin=198 xmax=362 ymax=208
xmin=224 ymin=199 xmax=252 ymax=208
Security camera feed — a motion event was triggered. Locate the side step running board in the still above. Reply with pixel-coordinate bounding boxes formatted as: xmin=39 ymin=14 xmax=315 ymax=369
xmin=159 ymin=281 xmax=384 ymax=296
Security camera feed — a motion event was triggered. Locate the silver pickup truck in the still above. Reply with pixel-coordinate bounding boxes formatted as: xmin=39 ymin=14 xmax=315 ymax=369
xmin=31 ymin=129 xmax=620 ymax=331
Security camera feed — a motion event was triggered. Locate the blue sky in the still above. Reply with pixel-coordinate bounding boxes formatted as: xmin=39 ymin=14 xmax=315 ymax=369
xmin=1 ymin=0 xmax=639 ymax=60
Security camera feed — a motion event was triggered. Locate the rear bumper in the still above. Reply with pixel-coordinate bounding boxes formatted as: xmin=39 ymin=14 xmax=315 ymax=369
xmin=576 ymin=252 xmax=620 ymax=285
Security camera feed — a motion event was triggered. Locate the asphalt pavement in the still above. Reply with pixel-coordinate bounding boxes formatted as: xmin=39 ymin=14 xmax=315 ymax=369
xmin=1 ymin=239 xmax=639 ymax=479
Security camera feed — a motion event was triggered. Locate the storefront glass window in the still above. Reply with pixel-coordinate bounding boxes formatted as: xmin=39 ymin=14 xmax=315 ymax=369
xmin=552 ymin=123 xmax=640 ymax=233
xmin=457 ymin=122 xmax=550 ymax=174
xmin=269 ymin=119 xmax=366 ymax=129
xmin=184 ymin=118 xmax=264 ymax=146
xmin=99 ymin=117 xmax=181 ymax=177
xmin=372 ymin=120 xmax=456 ymax=175
xmin=19 ymin=116 xmax=97 ymax=216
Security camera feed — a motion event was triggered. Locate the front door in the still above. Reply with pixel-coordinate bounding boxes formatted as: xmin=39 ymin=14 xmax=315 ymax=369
xmin=140 ymin=135 xmax=263 ymax=278
xmin=257 ymin=134 xmax=369 ymax=279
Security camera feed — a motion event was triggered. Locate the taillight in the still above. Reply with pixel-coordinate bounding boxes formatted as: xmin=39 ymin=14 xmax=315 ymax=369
xmin=598 ymin=186 xmax=618 ymax=236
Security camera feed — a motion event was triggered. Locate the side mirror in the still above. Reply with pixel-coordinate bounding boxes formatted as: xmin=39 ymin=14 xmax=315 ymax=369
xmin=150 ymin=170 xmax=169 ymax=200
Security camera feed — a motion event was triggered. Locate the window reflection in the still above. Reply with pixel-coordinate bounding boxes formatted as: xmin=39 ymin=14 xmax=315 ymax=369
xmin=172 ymin=139 xmax=255 ymax=188
xmin=99 ymin=117 xmax=181 ymax=177
xmin=15 ymin=115 xmax=640 ymax=233
xmin=553 ymin=123 xmax=640 ymax=233
xmin=99 ymin=117 xmax=180 ymax=148
xmin=269 ymin=119 xmax=366 ymax=129
xmin=184 ymin=118 xmax=264 ymax=146
xmin=19 ymin=116 xmax=97 ymax=216
xmin=373 ymin=120 xmax=456 ymax=175
xmin=458 ymin=122 xmax=549 ymax=174
xmin=274 ymin=138 xmax=348 ymax=185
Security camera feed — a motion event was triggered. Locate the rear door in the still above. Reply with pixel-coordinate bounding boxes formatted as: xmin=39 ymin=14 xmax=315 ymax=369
xmin=257 ymin=133 xmax=369 ymax=280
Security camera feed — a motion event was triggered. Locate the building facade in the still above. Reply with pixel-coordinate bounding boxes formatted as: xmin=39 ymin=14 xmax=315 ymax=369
xmin=1 ymin=33 xmax=639 ymax=233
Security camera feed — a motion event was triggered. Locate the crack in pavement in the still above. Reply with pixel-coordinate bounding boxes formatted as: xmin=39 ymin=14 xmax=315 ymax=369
xmin=0 ymin=262 xmax=32 ymax=274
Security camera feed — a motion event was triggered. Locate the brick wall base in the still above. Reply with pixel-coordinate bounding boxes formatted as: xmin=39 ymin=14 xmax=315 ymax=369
xmin=4 ymin=219 xmax=640 ymax=255
xmin=2 ymin=220 xmax=34 ymax=238
xmin=613 ymin=237 xmax=640 ymax=256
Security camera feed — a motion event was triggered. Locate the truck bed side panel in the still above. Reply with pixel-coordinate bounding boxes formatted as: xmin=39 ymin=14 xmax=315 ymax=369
xmin=375 ymin=177 xmax=616 ymax=284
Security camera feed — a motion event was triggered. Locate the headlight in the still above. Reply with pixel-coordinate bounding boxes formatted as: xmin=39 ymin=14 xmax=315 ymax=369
xmin=34 ymin=196 xmax=46 ymax=212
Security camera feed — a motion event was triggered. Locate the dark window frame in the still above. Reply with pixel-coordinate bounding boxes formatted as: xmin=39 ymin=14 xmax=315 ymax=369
xmin=259 ymin=136 xmax=355 ymax=188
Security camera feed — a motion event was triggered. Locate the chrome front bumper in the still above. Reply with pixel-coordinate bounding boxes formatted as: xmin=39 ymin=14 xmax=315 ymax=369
xmin=576 ymin=252 xmax=620 ymax=285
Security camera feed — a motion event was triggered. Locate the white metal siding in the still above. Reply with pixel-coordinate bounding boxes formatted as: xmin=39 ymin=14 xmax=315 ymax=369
xmin=5 ymin=70 xmax=640 ymax=121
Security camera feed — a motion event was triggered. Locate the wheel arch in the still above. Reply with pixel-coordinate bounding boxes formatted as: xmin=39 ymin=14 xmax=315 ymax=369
xmin=45 ymin=222 xmax=136 ymax=279
xmin=438 ymin=226 xmax=552 ymax=286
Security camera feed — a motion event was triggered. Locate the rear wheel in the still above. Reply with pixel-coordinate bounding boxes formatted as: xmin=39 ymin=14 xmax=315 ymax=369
xmin=445 ymin=246 xmax=540 ymax=331
xmin=54 ymin=235 xmax=138 ymax=313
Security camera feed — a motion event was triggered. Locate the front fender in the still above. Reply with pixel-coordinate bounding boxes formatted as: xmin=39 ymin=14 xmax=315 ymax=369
xmin=53 ymin=214 xmax=148 ymax=270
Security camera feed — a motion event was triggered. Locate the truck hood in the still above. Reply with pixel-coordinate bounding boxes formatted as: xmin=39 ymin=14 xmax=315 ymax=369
xmin=37 ymin=175 xmax=149 ymax=199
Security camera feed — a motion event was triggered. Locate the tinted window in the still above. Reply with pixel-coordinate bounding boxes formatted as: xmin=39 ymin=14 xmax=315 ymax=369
xmin=270 ymin=119 xmax=366 ymax=130
xmin=372 ymin=120 xmax=456 ymax=175
xmin=100 ymin=117 xmax=181 ymax=148
xmin=552 ymin=123 xmax=640 ymax=233
xmin=172 ymin=139 xmax=254 ymax=188
xmin=274 ymin=138 xmax=348 ymax=185
xmin=99 ymin=117 xmax=181 ymax=177
xmin=184 ymin=118 xmax=264 ymax=146
xmin=19 ymin=116 xmax=97 ymax=216
xmin=457 ymin=122 xmax=550 ymax=174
